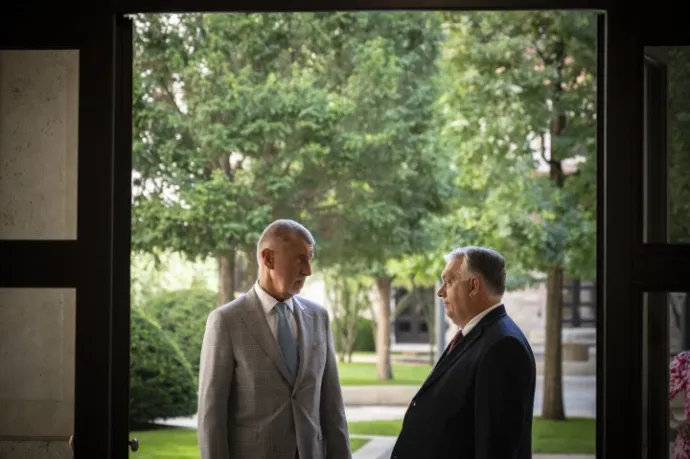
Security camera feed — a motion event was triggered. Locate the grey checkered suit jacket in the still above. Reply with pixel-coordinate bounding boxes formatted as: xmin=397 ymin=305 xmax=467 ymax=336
xmin=197 ymin=286 xmax=351 ymax=459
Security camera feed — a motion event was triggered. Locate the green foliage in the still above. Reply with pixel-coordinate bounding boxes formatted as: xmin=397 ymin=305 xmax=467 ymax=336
xmin=311 ymin=13 xmax=455 ymax=274
xmin=130 ymin=251 xmax=216 ymax=309
xmin=354 ymin=318 xmax=376 ymax=352
xmin=132 ymin=13 xmax=453 ymax=285
xmin=129 ymin=308 xmax=197 ymax=426
xmin=132 ymin=11 xmax=601 ymax=302
xmin=668 ymin=47 xmax=690 ymax=243
xmin=333 ymin=317 xmax=376 ymax=353
xmin=325 ymin=267 xmax=373 ymax=360
xmin=438 ymin=11 xmax=597 ymax=278
xmin=139 ymin=288 xmax=217 ymax=375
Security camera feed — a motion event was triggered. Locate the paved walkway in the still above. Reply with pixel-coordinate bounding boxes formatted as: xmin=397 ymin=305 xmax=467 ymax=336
xmin=350 ymin=435 xmax=395 ymax=459
xmin=342 ymin=375 xmax=596 ymax=418
xmin=158 ymin=378 xmax=596 ymax=459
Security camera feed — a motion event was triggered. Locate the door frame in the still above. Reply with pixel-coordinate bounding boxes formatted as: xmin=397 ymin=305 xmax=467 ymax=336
xmin=640 ymin=29 xmax=690 ymax=457
xmin=4 ymin=2 xmax=684 ymax=458
xmin=0 ymin=13 xmax=131 ymax=458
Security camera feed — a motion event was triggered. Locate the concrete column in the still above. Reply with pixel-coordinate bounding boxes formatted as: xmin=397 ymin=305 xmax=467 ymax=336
xmin=0 ymin=50 xmax=79 ymax=459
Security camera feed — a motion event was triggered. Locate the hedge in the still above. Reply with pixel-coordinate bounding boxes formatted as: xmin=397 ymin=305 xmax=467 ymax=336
xmin=129 ymin=308 xmax=198 ymax=426
xmin=139 ymin=288 xmax=217 ymax=375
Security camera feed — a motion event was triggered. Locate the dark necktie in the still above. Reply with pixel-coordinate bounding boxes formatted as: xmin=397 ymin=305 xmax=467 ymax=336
xmin=447 ymin=329 xmax=464 ymax=353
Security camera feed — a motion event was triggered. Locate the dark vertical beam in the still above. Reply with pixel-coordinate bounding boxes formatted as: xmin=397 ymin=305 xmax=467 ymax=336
xmin=595 ymin=14 xmax=605 ymax=458
xmin=111 ymin=15 xmax=134 ymax=459
xmin=644 ymin=291 xmax=669 ymax=458
xmin=74 ymin=14 xmax=117 ymax=459
xmin=599 ymin=5 xmax=645 ymax=458
xmin=642 ymin=52 xmax=670 ymax=459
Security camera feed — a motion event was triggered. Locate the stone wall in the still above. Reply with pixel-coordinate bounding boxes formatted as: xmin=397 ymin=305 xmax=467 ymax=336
xmin=0 ymin=50 xmax=78 ymax=458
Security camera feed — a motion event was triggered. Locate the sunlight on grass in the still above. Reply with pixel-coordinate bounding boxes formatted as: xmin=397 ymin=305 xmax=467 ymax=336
xmin=347 ymin=417 xmax=596 ymax=454
xmin=128 ymin=427 xmax=370 ymax=458
xmin=128 ymin=415 xmax=594 ymax=456
xmin=337 ymin=362 xmax=431 ymax=385
xmin=349 ymin=437 xmax=370 ymax=451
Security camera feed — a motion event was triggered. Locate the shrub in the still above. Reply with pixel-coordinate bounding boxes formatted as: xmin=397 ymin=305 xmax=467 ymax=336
xmin=333 ymin=317 xmax=376 ymax=353
xmin=129 ymin=308 xmax=197 ymax=426
xmin=139 ymin=288 xmax=217 ymax=375
xmin=353 ymin=317 xmax=376 ymax=352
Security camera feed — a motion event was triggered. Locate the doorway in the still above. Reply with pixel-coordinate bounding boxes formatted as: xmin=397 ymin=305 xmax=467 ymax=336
xmin=1 ymin=3 xmax=687 ymax=459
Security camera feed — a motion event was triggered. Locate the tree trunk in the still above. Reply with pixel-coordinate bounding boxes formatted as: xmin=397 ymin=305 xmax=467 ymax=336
xmin=375 ymin=276 xmax=393 ymax=380
xmin=541 ymin=49 xmax=567 ymax=419
xmin=217 ymin=251 xmax=236 ymax=306
xmin=541 ymin=264 xmax=566 ymax=420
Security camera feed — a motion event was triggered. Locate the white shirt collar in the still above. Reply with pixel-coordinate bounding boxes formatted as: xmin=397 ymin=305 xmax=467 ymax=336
xmin=255 ymin=281 xmax=294 ymax=315
xmin=461 ymin=302 xmax=503 ymax=336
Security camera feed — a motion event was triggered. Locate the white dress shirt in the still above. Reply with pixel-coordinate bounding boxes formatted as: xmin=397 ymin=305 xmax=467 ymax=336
xmin=255 ymin=282 xmax=298 ymax=339
xmin=460 ymin=302 xmax=503 ymax=336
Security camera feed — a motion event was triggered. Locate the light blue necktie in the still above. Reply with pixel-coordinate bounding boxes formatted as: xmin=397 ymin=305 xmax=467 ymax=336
xmin=275 ymin=302 xmax=299 ymax=380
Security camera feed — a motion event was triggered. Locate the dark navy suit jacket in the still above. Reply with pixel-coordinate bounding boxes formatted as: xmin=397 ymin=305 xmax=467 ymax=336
xmin=390 ymin=305 xmax=536 ymax=459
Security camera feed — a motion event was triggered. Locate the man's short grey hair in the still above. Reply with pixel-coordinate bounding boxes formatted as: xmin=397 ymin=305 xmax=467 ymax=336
xmin=445 ymin=246 xmax=506 ymax=296
xmin=256 ymin=219 xmax=315 ymax=261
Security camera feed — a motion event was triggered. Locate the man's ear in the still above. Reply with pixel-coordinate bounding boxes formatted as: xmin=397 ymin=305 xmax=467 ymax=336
xmin=469 ymin=276 xmax=480 ymax=296
xmin=261 ymin=248 xmax=274 ymax=269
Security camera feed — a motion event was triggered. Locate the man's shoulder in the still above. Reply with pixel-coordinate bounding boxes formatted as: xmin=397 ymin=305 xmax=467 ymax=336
xmin=294 ymin=295 xmax=327 ymax=315
xmin=486 ymin=313 xmax=533 ymax=353
xmin=210 ymin=292 xmax=251 ymax=320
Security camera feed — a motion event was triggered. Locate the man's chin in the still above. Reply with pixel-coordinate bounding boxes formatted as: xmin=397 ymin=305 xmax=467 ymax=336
xmin=284 ymin=287 xmax=302 ymax=297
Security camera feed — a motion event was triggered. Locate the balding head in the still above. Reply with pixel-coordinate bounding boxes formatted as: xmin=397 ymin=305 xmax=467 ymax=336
xmin=256 ymin=219 xmax=315 ymax=262
xmin=256 ymin=219 xmax=315 ymax=300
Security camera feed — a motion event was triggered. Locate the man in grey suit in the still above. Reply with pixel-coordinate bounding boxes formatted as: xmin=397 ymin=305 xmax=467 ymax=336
xmin=197 ymin=219 xmax=351 ymax=459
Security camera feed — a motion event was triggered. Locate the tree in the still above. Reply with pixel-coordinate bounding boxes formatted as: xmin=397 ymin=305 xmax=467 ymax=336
xmin=443 ymin=11 xmax=598 ymax=419
xmin=133 ymin=13 xmax=454 ymax=382
xmin=324 ymin=267 xmax=372 ymax=363
xmin=132 ymin=13 xmax=351 ymax=304
xmin=309 ymin=12 xmax=454 ymax=380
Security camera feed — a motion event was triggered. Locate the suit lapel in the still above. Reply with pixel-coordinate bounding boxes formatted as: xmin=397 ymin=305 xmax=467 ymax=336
xmin=292 ymin=297 xmax=311 ymax=389
xmin=419 ymin=328 xmax=482 ymax=394
xmin=239 ymin=288 xmax=293 ymax=385
xmin=417 ymin=305 xmax=508 ymax=395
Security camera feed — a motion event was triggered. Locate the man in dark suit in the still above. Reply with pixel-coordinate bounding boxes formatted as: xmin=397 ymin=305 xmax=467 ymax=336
xmin=390 ymin=246 xmax=536 ymax=459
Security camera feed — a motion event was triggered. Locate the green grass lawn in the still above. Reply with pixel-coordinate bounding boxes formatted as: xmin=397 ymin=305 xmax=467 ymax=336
xmin=348 ymin=417 xmax=596 ymax=454
xmin=128 ymin=428 xmax=369 ymax=458
xmin=337 ymin=362 xmax=432 ymax=385
xmin=129 ymin=417 xmax=594 ymax=457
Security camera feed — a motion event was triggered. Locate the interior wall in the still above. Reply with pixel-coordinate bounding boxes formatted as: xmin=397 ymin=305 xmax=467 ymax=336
xmin=0 ymin=50 xmax=78 ymax=459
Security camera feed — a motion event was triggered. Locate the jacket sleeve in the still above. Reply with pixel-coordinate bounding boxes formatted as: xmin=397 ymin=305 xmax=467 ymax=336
xmin=320 ymin=313 xmax=352 ymax=459
xmin=197 ymin=308 xmax=234 ymax=459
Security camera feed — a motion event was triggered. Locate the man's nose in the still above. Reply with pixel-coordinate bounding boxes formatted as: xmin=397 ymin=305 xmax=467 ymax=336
xmin=303 ymin=261 xmax=312 ymax=276
xmin=437 ymin=287 xmax=444 ymax=297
